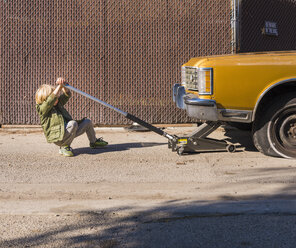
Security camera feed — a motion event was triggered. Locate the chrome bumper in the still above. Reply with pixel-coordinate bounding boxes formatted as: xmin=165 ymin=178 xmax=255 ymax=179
xmin=173 ymin=84 xmax=218 ymax=121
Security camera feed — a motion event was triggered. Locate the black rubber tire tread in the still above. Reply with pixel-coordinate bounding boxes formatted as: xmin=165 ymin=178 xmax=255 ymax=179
xmin=252 ymin=92 xmax=296 ymax=158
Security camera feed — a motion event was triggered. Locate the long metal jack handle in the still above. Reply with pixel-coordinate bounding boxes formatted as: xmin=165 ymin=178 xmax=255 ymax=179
xmin=64 ymin=84 xmax=175 ymax=140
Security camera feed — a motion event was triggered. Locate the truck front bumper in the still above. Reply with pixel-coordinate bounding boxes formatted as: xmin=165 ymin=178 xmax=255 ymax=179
xmin=173 ymin=84 xmax=218 ymax=121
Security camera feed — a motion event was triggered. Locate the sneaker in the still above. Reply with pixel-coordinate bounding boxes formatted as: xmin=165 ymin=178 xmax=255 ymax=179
xmin=59 ymin=145 xmax=74 ymax=157
xmin=90 ymin=137 xmax=108 ymax=148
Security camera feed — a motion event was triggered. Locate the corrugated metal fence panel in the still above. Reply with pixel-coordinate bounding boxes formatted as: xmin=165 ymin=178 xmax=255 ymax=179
xmin=0 ymin=0 xmax=231 ymax=125
xmin=239 ymin=0 xmax=296 ymax=52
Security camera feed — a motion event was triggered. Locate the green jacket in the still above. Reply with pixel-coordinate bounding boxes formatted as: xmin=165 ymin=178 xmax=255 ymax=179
xmin=36 ymin=92 xmax=72 ymax=143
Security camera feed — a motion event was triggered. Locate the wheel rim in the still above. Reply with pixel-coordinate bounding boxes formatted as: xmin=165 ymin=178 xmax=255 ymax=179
xmin=269 ymin=105 xmax=296 ymax=158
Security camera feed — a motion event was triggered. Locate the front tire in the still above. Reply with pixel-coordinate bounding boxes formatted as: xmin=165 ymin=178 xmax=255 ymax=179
xmin=252 ymin=92 xmax=296 ymax=158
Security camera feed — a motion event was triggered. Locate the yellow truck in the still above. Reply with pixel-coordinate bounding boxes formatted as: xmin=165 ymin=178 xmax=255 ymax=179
xmin=174 ymin=51 xmax=296 ymax=158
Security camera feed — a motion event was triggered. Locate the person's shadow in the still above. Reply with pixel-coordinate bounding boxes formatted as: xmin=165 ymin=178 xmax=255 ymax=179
xmin=74 ymin=142 xmax=167 ymax=156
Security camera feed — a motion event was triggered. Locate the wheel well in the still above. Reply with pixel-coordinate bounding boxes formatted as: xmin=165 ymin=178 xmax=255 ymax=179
xmin=254 ymin=81 xmax=296 ymax=121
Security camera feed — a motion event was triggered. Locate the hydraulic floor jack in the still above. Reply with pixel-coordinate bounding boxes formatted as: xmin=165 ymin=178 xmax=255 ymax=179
xmin=168 ymin=121 xmax=236 ymax=155
xmin=65 ymin=84 xmax=236 ymax=155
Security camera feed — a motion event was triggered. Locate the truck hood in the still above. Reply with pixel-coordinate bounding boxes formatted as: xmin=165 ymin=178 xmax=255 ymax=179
xmin=184 ymin=51 xmax=296 ymax=67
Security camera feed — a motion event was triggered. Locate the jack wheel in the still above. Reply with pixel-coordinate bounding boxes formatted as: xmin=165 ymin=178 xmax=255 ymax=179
xmin=177 ymin=147 xmax=185 ymax=156
xmin=226 ymin=144 xmax=236 ymax=153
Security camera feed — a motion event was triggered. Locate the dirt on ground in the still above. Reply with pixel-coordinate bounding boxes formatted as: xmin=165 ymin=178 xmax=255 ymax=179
xmin=0 ymin=125 xmax=296 ymax=247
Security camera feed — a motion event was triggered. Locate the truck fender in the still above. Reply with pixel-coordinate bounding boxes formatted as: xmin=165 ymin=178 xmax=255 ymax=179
xmin=252 ymin=78 xmax=296 ymax=122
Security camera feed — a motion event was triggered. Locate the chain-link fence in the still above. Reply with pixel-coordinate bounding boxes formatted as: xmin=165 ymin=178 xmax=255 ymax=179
xmin=0 ymin=0 xmax=231 ymax=125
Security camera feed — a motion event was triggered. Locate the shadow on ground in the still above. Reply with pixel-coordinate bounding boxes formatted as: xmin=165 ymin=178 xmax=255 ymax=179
xmin=74 ymin=142 xmax=167 ymax=156
xmin=223 ymin=127 xmax=257 ymax=152
xmin=2 ymin=182 xmax=296 ymax=248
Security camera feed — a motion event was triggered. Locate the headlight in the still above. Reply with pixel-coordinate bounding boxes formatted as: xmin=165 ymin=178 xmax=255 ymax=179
xmin=181 ymin=66 xmax=199 ymax=91
xmin=181 ymin=66 xmax=213 ymax=95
